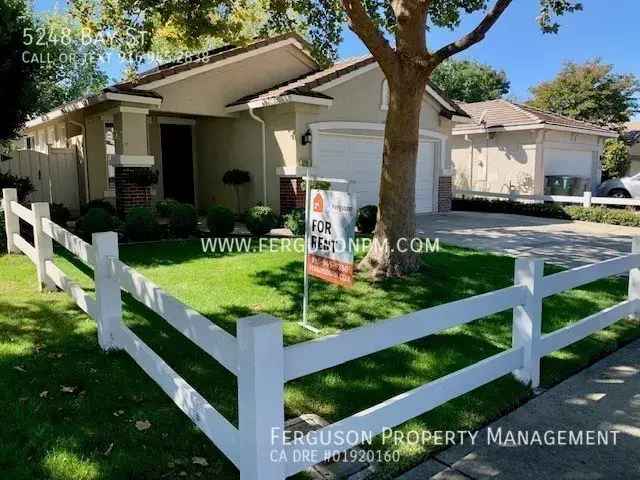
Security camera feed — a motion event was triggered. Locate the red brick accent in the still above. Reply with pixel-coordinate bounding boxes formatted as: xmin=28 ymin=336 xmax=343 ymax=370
xmin=437 ymin=176 xmax=452 ymax=213
xmin=115 ymin=167 xmax=154 ymax=214
xmin=279 ymin=177 xmax=305 ymax=215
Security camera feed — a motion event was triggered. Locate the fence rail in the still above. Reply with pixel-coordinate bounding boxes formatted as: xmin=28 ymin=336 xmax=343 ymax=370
xmin=455 ymin=188 xmax=640 ymax=208
xmin=3 ymin=186 xmax=640 ymax=480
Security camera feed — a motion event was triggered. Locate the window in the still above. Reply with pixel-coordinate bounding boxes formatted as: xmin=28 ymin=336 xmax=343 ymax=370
xmin=380 ymin=79 xmax=389 ymax=111
xmin=105 ymin=122 xmax=116 ymax=190
xmin=25 ymin=136 xmax=34 ymax=149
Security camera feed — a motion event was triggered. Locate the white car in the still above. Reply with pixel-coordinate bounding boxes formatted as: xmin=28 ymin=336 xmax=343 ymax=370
xmin=597 ymin=174 xmax=640 ymax=199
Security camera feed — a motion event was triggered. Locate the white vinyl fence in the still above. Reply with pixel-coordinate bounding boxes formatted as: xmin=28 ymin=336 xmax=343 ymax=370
xmin=1 ymin=148 xmax=80 ymax=211
xmin=455 ymin=189 xmax=640 ymax=208
xmin=4 ymin=186 xmax=640 ymax=480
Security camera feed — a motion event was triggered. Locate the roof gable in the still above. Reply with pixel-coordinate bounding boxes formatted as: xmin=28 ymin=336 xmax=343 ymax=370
xmin=453 ymin=99 xmax=617 ymax=137
xmin=225 ymin=56 xmax=468 ymax=119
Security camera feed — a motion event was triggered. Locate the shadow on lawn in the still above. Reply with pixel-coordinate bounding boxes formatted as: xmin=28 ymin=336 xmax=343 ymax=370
xmin=26 ymin=244 xmax=639 ymax=479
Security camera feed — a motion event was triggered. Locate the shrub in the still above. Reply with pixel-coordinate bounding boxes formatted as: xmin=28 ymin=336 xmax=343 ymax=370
xmin=245 ymin=205 xmax=276 ymax=236
xmin=81 ymin=199 xmax=116 ymax=216
xmin=601 ymin=139 xmax=630 ymax=180
xmin=357 ymin=205 xmax=378 ymax=234
xmin=452 ymin=197 xmax=570 ymax=219
xmin=155 ymin=198 xmax=181 ymax=218
xmin=130 ymin=168 xmax=159 ymax=187
xmin=222 ymin=169 xmax=251 ymax=213
xmin=0 ymin=210 xmax=6 ymax=254
xmin=124 ymin=207 xmax=159 ymax=242
xmin=565 ymin=206 xmax=640 ymax=227
xmin=0 ymin=171 xmax=35 ymax=202
xmin=206 ymin=205 xmax=235 ymax=236
xmin=284 ymin=208 xmax=305 ymax=235
xmin=452 ymin=197 xmax=640 ymax=227
xmin=169 ymin=202 xmax=198 ymax=237
xmin=76 ymin=208 xmax=116 ymax=240
xmin=50 ymin=203 xmax=71 ymax=226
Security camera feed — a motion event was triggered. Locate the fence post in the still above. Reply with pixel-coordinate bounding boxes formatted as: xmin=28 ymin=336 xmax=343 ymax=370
xmin=93 ymin=232 xmax=123 ymax=351
xmin=629 ymin=237 xmax=640 ymax=321
xmin=2 ymin=188 xmax=19 ymax=254
xmin=513 ymin=258 xmax=544 ymax=389
xmin=237 ymin=315 xmax=285 ymax=480
xmin=31 ymin=202 xmax=56 ymax=291
xmin=583 ymin=191 xmax=592 ymax=208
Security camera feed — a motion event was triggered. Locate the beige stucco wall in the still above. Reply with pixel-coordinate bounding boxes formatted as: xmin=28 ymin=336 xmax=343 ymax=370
xmin=452 ymin=129 xmax=607 ymax=195
xmin=192 ymin=104 xmax=296 ymax=212
xmin=452 ymin=130 xmax=539 ymax=194
xmin=151 ymin=46 xmax=315 ymax=118
xmin=294 ymin=66 xmax=451 ymax=171
xmin=113 ymin=111 xmax=149 ymax=156
xmin=84 ymin=114 xmax=109 ymax=200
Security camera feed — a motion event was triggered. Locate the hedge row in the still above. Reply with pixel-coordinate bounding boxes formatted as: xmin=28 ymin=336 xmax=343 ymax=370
xmin=453 ymin=197 xmax=640 ymax=228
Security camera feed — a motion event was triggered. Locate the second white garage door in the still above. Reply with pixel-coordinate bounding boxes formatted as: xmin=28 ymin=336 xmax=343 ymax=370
xmin=314 ymin=133 xmax=436 ymax=213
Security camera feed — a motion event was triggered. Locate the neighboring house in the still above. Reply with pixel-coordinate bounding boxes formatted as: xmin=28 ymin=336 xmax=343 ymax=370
xmin=19 ymin=33 xmax=468 ymax=215
xmin=623 ymin=122 xmax=640 ymax=176
xmin=451 ymin=99 xmax=617 ymax=196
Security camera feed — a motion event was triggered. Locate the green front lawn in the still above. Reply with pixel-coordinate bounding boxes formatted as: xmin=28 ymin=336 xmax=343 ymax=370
xmin=1 ymin=241 xmax=638 ymax=479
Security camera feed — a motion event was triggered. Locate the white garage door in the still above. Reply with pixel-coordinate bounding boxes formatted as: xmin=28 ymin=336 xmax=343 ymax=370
xmin=544 ymin=148 xmax=594 ymax=178
xmin=314 ymin=133 xmax=435 ymax=213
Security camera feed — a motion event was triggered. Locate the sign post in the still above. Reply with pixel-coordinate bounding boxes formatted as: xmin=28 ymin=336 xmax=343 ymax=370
xmin=300 ymin=174 xmax=356 ymax=333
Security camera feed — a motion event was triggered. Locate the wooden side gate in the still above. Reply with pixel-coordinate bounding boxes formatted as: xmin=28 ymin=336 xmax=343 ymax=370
xmin=0 ymin=148 xmax=80 ymax=211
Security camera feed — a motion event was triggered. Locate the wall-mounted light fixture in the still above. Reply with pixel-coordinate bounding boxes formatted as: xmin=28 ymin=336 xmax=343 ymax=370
xmin=301 ymin=129 xmax=312 ymax=146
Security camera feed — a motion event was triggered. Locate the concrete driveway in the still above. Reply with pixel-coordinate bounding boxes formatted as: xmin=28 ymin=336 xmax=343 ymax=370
xmin=416 ymin=211 xmax=640 ymax=268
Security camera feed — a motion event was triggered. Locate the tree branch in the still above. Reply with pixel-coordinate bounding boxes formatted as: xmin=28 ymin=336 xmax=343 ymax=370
xmin=341 ymin=0 xmax=398 ymax=77
xmin=430 ymin=0 xmax=513 ymax=66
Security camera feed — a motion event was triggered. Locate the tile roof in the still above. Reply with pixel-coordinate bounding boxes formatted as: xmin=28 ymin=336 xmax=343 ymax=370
xmin=453 ymin=99 xmax=616 ymax=136
xmin=115 ymin=32 xmax=314 ymax=90
xmin=226 ymin=55 xmax=468 ymax=118
xmin=226 ymin=56 xmax=373 ymax=107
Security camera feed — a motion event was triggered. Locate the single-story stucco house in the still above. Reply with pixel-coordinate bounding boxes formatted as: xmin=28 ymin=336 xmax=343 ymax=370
xmin=451 ymin=99 xmax=617 ymax=196
xmin=18 ymin=33 xmax=469 ymax=216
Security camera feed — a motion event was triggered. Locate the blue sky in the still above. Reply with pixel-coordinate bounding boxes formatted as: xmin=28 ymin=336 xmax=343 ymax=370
xmin=37 ymin=0 xmax=639 ymax=117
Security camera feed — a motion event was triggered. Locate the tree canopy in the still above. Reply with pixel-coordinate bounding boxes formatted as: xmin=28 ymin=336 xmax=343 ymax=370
xmin=69 ymin=0 xmax=583 ymax=71
xmin=431 ymin=59 xmax=509 ymax=103
xmin=528 ymin=59 xmax=639 ymax=130
xmin=0 ymin=1 xmax=109 ymax=141
xmin=0 ymin=0 xmax=39 ymax=141
xmin=30 ymin=13 xmax=110 ymax=115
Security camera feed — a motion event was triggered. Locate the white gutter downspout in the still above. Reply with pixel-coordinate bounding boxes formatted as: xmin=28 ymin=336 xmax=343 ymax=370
xmin=248 ymin=106 xmax=267 ymax=205
xmin=68 ymin=119 xmax=90 ymax=203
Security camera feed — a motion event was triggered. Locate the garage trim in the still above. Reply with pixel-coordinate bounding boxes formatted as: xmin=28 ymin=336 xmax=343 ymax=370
xmin=309 ymin=121 xmax=448 ymax=173
xmin=309 ymin=122 xmax=444 ymax=213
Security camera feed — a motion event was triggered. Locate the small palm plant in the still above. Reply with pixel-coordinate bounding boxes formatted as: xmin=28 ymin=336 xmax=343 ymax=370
xmin=222 ymin=169 xmax=251 ymax=213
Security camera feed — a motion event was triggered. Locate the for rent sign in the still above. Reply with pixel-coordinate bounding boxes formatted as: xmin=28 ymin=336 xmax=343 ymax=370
xmin=307 ymin=189 xmax=357 ymax=287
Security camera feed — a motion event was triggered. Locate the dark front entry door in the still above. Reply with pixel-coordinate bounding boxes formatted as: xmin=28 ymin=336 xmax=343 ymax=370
xmin=160 ymin=124 xmax=195 ymax=204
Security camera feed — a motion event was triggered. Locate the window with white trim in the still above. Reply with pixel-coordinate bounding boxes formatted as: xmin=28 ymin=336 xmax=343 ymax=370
xmin=105 ymin=122 xmax=116 ymax=191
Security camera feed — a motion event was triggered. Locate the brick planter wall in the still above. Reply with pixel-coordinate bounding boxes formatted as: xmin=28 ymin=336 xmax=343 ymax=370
xmin=279 ymin=177 xmax=305 ymax=215
xmin=437 ymin=176 xmax=452 ymax=213
xmin=115 ymin=167 xmax=154 ymax=214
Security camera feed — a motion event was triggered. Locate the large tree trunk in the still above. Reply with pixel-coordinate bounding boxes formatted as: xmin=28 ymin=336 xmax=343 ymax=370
xmin=359 ymin=69 xmax=429 ymax=278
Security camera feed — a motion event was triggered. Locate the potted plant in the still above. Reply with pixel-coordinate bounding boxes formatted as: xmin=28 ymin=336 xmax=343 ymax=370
xmin=222 ymin=169 xmax=251 ymax=214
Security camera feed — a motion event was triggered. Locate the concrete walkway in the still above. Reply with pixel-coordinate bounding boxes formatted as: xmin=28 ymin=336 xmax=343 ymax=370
xmin=398 ymin=339 xmax=640 ymax=480
xmin=416 ymin=211 xmax=640 ymax=268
